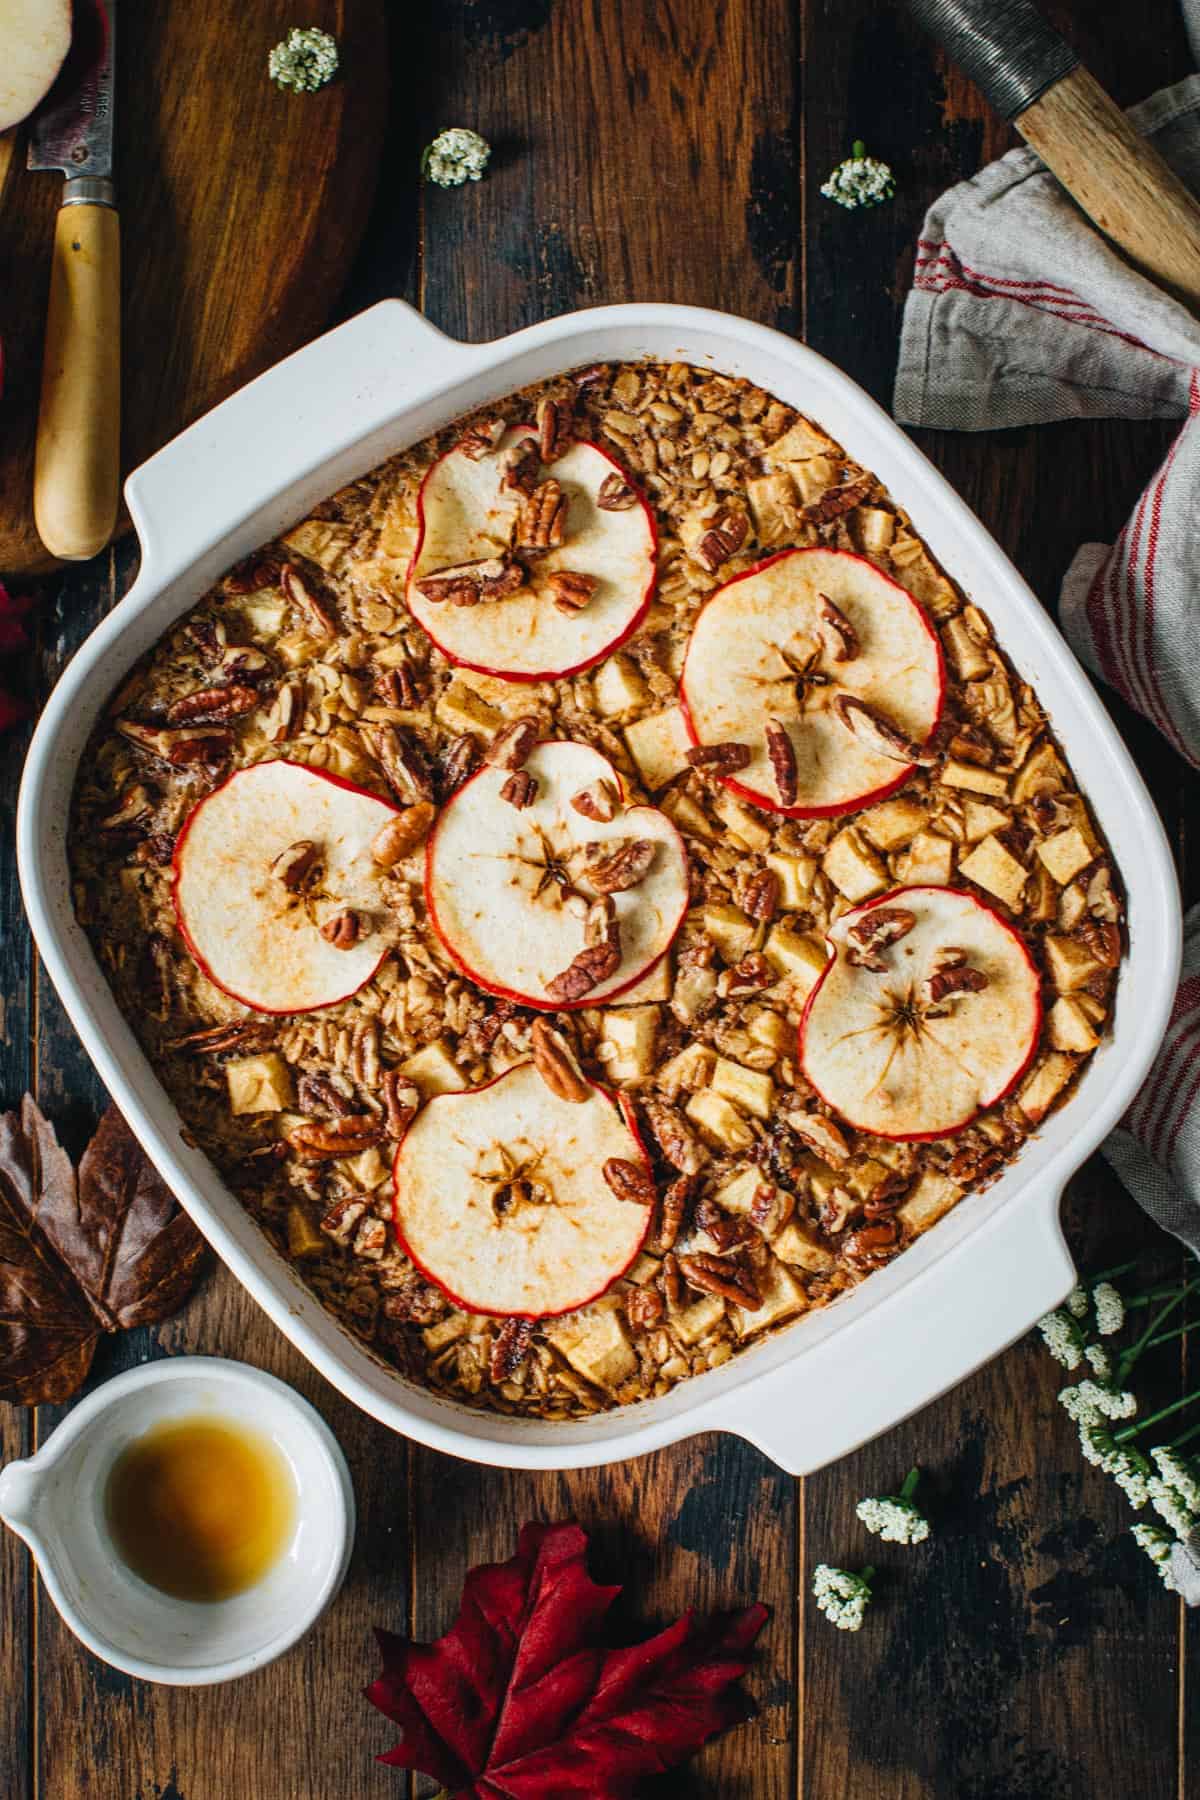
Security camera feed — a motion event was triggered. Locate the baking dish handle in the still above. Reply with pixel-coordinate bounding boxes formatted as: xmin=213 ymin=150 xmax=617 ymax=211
xmin=722 ymin=1192 xmax=1075 ymax=1476
xmin=125 ymin=301 xmax=480 ymax=578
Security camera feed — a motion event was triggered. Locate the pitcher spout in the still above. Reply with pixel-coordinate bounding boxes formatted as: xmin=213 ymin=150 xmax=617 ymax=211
xmin=0 ymin=1459 xmax=44 ymax=1534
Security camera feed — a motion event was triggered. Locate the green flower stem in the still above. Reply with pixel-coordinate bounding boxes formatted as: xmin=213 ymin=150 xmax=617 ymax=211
xmin=852 ymin=138 xmax=866 ymax=158
xmin=1122 ymin=1277 xmax=1200 ymax=1312
xmin=861 ymin=1564 xmax=876 ymax=1584
xmin=1115 ymin=1389 xmax=1200 ymax=1443
xmin=1146 ymin=1320 xmax=1196 ymax=1350
xmin=1169 ymin=1418 xmax=1200 ymax=1451
xmin=898 ymin=1468 xmax=921 ymax=1503
xmin=1090 ymin=1258 xmax=1141 ymax=1285
xmin=1117 ymin=1280 xmax=1200 ymax=1384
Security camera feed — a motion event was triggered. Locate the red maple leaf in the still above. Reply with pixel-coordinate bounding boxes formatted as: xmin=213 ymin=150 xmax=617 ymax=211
xmin=366 ymin=1519 xmax=768 ymax=1798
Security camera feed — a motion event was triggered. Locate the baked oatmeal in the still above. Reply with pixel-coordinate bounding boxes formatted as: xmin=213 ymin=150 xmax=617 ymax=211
xmin=69 ymin=359 xmax=1125 ymax=1418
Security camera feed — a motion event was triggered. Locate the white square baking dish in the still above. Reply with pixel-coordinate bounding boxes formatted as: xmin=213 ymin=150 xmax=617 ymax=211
xmin=17 ymin=300 xmax=1182 ymax=1473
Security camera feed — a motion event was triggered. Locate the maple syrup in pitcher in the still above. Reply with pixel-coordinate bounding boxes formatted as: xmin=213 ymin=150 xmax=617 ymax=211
xmin=105 ymin=1415 xmax=296 ymax=1602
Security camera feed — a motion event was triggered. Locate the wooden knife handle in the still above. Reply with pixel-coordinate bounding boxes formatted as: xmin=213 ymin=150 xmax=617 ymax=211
xmin=34 ymin=200 xmax=121 ymax=563
xmin=1018 ymin=66 xmax=1200 ymax=315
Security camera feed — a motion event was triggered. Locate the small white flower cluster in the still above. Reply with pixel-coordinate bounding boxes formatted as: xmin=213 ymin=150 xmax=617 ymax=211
xmin=1066 ymin=1285 xmax=1089 ymax=1318
xmin=422 ymin=128 xmax=492 ymax=189
xmin=1037 ymin=1307 xmax=1085 ymax=1370
xmin=856 ymin=1495 xmax=930 ymax=1545
xmin=1093 ymin=1281 xmax=1125 ymax=1336
xmin=1059 ymin=1379 xmax=1137 ymax=1426
xmin=268 ymin=27 xmax=339 ymax=94
xmin=1079 ymin=1426 xmax=1151 ymax=1507
xmin=820 ymin=149 xmax=895 ymax=211
xmin=1132 ymin=1523 xmax=1180 ymax=1591
xmin=812 ymin=1564 xmax=873 ymax=1631
xmin=1147 ymin=1447 xmax=1200 ymax=1539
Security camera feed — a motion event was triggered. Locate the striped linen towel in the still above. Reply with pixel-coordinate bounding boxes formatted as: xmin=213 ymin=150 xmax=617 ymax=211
xmin=894 ymin=78 xmax=1200 ymax=1261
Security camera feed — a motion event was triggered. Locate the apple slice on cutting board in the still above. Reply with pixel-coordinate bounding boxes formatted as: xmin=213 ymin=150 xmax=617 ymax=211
xmin=426 ymin=738 xmax=689 ymax=1009
xmin=406 ymin=425 xmax=657 ymax=681
xmin=680 ymin=546 xmax=945 ymax=817
xmin=173 ymin=760 xmax=401 ymax=1014
xmin=800 ymin=885 xmax=1041 ymax=1140
xmin=393 ymin=1060 xmax=654 ymax=1317
xmin=0 ymin=0 xmax=72 ymax=131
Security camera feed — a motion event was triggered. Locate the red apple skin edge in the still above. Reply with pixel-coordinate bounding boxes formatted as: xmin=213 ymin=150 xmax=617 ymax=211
xmin=171 ymin=759 xmax=402 ymax=1018
xmin=678 ymin=546 xmax=948 ymax=821
xmin=390 ymin=1071 xmax=654 ymax=1319
xmin=405 ymin=428 xmax=660 ymax=684
xmin=423 ymin=741 xmax=691 ymax=1011
xmin=796 ymin=884 xmax=1044 ymax=1143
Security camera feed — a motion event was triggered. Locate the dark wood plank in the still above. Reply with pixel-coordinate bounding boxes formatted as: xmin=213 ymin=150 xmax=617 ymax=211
xmin=405 ymin=3 xmax=801 ymax=1796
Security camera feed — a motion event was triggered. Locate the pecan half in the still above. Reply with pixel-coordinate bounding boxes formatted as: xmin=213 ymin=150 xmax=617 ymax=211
xmin=818 ymin=593 xmax=860 ymax=662
xmin=370 ymin=801 xmax=436 ymax=866
xmin=320 ymin=1197 xmax=367 ymax=1245
xmin=685 ymin=741 xmax=752 ymax=774
xmin=133 ymin=831 xmax=174 ymax=872
xmin=270 ymin=839 xmax=322 ymax=892
xmin=531 ymin=1018 xmax=591 ymax=1103
xmin=642 ymin=1097 xmax=707 ymax=1175
xmin=845 ymin=905 xmax=916 ymax=971
xmin=716 ymin=952 xmax=773 ymax=999
xmin=1077 ymin=918 xmax=1121 ymax=968
xmin=765 ymin=718 xmax=798 ymax=806
xmin=833 ymin=695 xmax=937 ymax=766
xmin=584 ymin=837 xmax=657 ymax=894
xmin=320 ymin=909 xmax=360 ymax=949
xmin=99 ymin=784 xmax=153 ymax=832
xmin=695 ymin=507 xmax=749 ymax=573
xmin=500 ymin=435 xmax=541 ymax=494
xmin=280 ymin=562 xmax=337 ymax=637
xmin=415 ymin=558 xmax=525 ymax=607
xmin=115 ymin=719 xmax=232 ymax=768
xmin=654 ymin=1175 xmax=692 ymax=1252
xmin=289 ymin=1116 xmax=387 ymax=1160
xmin=376 ymin=662 xmax=420 ymax=708
xmin=597 ymin=471 xmax=638 ymax=511
xmin=741 ymin=868 xmax=779 ymax=922
xmin=626 ymin=1285 xmax=665 ymax=1332
xmin=842 ymin=1218 xmax=901 ymax=1265
xmin=223 ymin=553 xmax=283 ymax=594
xmin=924 ymin=948 xmax=989 ymax=1006
xmin=485 ymin=715 xmax=540 ymax=771
xmin=602 ymin=1157 xmax=656 ymax=1206
xmin=661 ymin=1251 xmax=685 ymax=1308
xmin=694 ymin=1196 xmax=756 ymax=1252
xmin=787 ymin=1110 xmax=851 ymax=1165
xmin=458 ymin=415 xmax=506 ymax=459
xmin=678 ymin=1252 xmax=761 ymax=1310
xmin=547 ymin=570 xmax=599 ymax=613
xmin=383 ymin=1278 xmax=447 ymax=1326
xmin=296 ymin=1071 xmax=357 ymax=1117
xmin=804 ymin=476 xmax=872 ymax=524
xmin=570 ymin=778 xmax=618 ymax=823
xmin=169 ymin=1020 xmax=276 ymax=1055
xmin=380 ymin=1071 xmax=421 ymax=1138
xmin=517 ymin=480 xmax=568 ymax=554
xmin=167 ymin=683 xmax=260 ymax=725
xmin=544 ymin=928 xmax=622 ymax=1004
xmin=490 ymin=1317 xmax=535 ymax=1383
xmin=364 ymin=725 xmax=435 ymax=802
xmin=749 ymin=1180 xmax=795 ymax=1236
xmin=438 ymin=732 xmax=480 ymax=797
xmin=536 ymin=394 xmax=572 ymax=462
xmin=501 ymin=771 xmax=538 ymax=809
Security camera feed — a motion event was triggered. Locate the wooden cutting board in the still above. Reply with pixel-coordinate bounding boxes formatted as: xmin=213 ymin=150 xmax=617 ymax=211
xmin=0 ymin=0 xmax=388 ymax=575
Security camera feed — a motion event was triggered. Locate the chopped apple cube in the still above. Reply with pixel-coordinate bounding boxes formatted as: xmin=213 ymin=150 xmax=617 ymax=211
xmin=627 ymin=1252 xmax=662 ymax=1285
xmin=1037 ymin=826 xmax=1095 ymax=885
xmin=547 ymin=1307 xmax=637 ymax=1391
xmin=746 ymin=470 xmax=798 ymax=545
xmin=671 ymin=961 xmax=719 ymax=1024
xmin=715 ymin=1165 xmax=770 ymax=1214
xmin=399 ymin=1039 xmax=463 ymax=1096
xmin=897 ymin=829 xmax=955 ymax=886
xmin=733 ymin=1263 xmax=807 ymax=1337
xmin=763 ymin=926 xmax=829 ymax=995
xmin=239 ymin=594 xmax=287 ymax=636
xmin=672 ymin=1293 xmax=727 ymax=1345
xmin=709 ymin=788 xmax=773 ymax=851
xmin=593 ymin=652 xmax=650 ymax=717
xmin=765 ymin=850 xmax=818 ymax=908
xmin=847 ymin=1158 xmax=896 ymax=1202
xmin=600 ymin=1005 xmax=660 ymax=1079
xmin=823 ymin=827 xmax=889 ymax=901
xmin=940 ymin=760 xmax=1010 ymax=799
xmin=1012 ymin=740 xmax=1067 ymax=802
xmin=613 ymin=957 xmax=673 ymax=1004
xmin=897 ymin=1170 xmax=961 ymax=1232
xmin=859 ymin=796 xmax=928 ymax=852
xmin=941 ymin=614 xmax=992 ymax=681
xmin=685 ymin=1089 xmax=757 ymax=1151
xmin=963 ymin=799 xmax=1010 ymax=843
xmin=435 ymin=680 xmax=503 ymax=738
xmin=699 ymin=902 xmax=758 ymax=963
xmin=1043 ymin=934 xmax=1103 ymax=991
xmin=281 ymin=519 xmax=354 ymax=571
xmin=343 ymin=1146 xmax=390 ymax=1190
xmin=660 ymin=788 xmax=717 ymax=839
xmin=958 ymin=835 xmax=1028 ymax=910
xmin=1047 ymin=996 xmax=1101 ymax=1053
xmin=286 ymin=1204 xmax=325 ymax=1259
xmin=710 ymin=1058 xmax=775 ymax=1120
xmin=423 ymin=1313 xmax=469 ymax=1352
xmin=659 ymin=1041 xmax=717 ymax=1092
xmin=772 ymin=1221 xmax=835 ymax=1272
xmin=623 ymin=707 xmax=691 ymax=791
xmin=1018 ymin=1051 xmax=1078 ymax=1124
xmin=765 ymin=417 xmax=833 ymax=464
xmin=226 ymin=1052 xmax=294 ymax=1115
xmin=746 ymin=1007 xmax=791 ymax=1053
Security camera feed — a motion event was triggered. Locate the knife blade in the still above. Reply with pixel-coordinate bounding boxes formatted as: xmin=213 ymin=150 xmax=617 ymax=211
xmin=28 ymin=0 xmax=121 ymax=562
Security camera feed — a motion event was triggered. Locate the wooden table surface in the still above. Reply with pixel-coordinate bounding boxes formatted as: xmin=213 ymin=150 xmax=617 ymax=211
xmin=3 ymin=2 xmax=1199 ymax=1795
